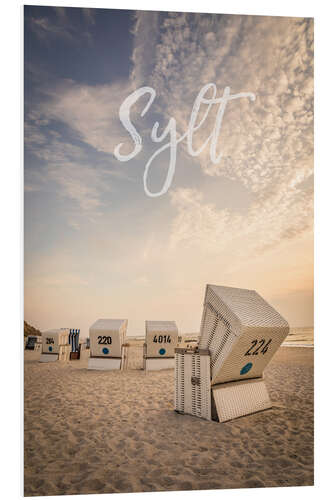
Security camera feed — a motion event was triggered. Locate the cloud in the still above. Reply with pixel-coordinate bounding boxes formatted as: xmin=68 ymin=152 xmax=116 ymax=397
xmin=30 ymin=16 xmax=74 ymax=43
xmin=25 ymin=11 xmax=313 ymax=258
xmin=47 ymin=162 xmax=107 ymax=213
xmin=169 ymin=183 xmax=313 ymax=260
xmin=129 ymin=12 xmax=313 ymax=254
xmin=24 ymin=120 xmax=116 ymax=224
xmin=130 ymin=11 xmax=161 ymax=88
xmin=29 ymin=8 xmax=93 ymax=46
xmin=138 ymin=13 xmax=313 ymax=187
xmin=24 ymin=74 xmax=139 ymax=229
xmin=36 ymin=79 xmax=136 ymax=155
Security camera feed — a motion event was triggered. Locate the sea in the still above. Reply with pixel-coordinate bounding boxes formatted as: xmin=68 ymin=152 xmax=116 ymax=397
xmin=127 ymin=326 xmax=314 ymax=348
xmin=282 ymin=326 xmax=314 ymax=348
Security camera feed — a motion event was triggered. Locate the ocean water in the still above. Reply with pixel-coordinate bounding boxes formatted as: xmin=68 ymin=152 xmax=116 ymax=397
xmin=282 ymin=327 xmax=314 ymax=347
xmin=127 ymin=327 xmax=314 ymax=349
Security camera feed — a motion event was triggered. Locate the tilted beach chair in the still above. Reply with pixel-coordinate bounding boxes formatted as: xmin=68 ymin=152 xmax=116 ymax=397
xmin=88 ymin=319 xmax=128 ymax=370
xmin=175 ymin=284 xmax=289 ymax=422
xmin=144 ymin=320 xmax=178 ymax=371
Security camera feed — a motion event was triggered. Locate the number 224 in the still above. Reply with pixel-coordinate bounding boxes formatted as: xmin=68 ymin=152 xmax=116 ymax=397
xmin=244 ymin=338 xmax=272 ymax=356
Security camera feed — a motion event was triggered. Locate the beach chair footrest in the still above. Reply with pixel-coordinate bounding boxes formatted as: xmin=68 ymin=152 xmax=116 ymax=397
xmin=212 ymin=378 xmax=272 ymax=422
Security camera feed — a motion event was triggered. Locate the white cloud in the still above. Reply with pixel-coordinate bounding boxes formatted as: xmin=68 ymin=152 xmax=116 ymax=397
xmin=37 ymin=79 xmax=136 ymax=155
xmin=47 ymin=162 xmax=106 ymax=213
xmin=130 ymin=12 xmax=313 ymax=253
xmin=29 ymin=8 xmax=93 ymax=46
xmin=130 ymin=11 xmax=161 ymax=88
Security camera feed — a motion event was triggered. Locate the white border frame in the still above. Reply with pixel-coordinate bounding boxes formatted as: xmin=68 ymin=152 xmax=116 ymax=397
xmin=1 ymin=1 xmax=330 ymax=500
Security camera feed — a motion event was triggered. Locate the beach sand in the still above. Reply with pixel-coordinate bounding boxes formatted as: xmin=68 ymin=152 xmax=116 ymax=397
xmin=24 ymin=346 xmax=313 ymax=496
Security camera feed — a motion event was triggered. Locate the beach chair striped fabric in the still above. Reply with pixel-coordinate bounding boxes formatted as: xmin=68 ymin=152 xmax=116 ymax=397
xmin=68 ymin=329 xmax=81 ymax=358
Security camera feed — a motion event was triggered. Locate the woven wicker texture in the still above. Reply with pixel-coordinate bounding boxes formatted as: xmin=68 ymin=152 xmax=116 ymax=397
xmin=212 ymin=378 xmax=272 ymax=422
xmin=175 ymin=352 xmax=185 ymax=413
xmin=198 ymin=285 xmax=289 ymax=385
xmin=89 ymin=319 xmax=127 ymax=359
xmin=175 ymin=350 xmax=211 ymax=421
xmin=145 ymin=320 xmax=178 ymax=358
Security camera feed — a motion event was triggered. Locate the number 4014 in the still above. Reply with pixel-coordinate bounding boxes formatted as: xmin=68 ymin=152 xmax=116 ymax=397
xmin=153 ymin=335 xmax=171 ymax=343
xmin=244 ymin=338 xmax=272 ymax=356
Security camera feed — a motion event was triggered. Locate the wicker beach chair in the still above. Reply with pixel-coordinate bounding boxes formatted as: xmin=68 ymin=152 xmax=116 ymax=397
xmin=88 ymin=319 xmax=128 ymax=370
xmin=144 ymin=320 xmax=178 ymax=371
xmin=175 ymin=285 xmax=289 ymax=422
xmin=39 ymin=328 xmax=70 ymax=362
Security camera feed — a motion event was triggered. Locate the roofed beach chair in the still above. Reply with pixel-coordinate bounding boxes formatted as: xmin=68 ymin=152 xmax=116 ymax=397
xmin=175 ymin=284 xmax=289 ymax=422
xmin=88 ymin=319 xmax=128 ymax=370
xmin=144 ymin=320 xmax=178 ymax=371
xmin=40 ymin=328 xmax=70 ymax=362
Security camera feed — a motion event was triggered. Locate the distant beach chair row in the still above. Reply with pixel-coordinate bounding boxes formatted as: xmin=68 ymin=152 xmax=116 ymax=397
xmin=38 ymin=319 xmax=180 ymax=371
xmin=87 ymin=319 xmax=179 ymax=371
xmin=37 ymin=284 xmax=289 ymax=422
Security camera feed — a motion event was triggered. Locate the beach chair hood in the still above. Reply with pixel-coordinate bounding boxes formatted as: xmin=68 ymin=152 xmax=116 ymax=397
xmin=199 ymin=285 xmax=289 ymax=385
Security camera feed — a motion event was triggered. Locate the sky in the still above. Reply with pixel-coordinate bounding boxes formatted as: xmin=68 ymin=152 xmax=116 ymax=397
xmin=24 ymin=6 xmax=313 ymax=338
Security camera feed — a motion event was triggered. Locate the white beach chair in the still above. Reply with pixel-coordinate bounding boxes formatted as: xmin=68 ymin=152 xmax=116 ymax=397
xmin=39 ymin=328 xmax=70 ymax=362
xmin=175 ymin=284 xmax=289 ymax=422
xmin=88 ymin=319 xmax=128 ymax=370
xmin=144 ymin=320 xmax=178 ymax=371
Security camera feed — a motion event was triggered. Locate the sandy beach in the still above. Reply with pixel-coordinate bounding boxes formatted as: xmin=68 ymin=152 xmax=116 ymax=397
xmin=24 ymin=345 xmax=313 ymax=496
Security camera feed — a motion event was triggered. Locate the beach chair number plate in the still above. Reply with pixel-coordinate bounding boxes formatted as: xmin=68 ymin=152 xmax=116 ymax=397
xmin=46 ymin=338 xmax=55 ymax=345
xmin=244 ymin=338 xmax=272 ymax=356
xmin=97 ymin=336 xmax=112 ymax=345
xmin=153 ymin=335 xmax=171 ymax=343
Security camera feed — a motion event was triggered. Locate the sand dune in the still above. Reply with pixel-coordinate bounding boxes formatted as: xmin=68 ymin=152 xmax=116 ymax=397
xmin=24 ymin=346 xmax=313 ymax=496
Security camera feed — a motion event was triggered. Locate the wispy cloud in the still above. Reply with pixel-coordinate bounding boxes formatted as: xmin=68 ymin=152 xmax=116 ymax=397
xmin=37 ymin=79 xmax=135 ymax=154
xmin=130 ymin=12 xmax=313 ymax=254
xmin=29 ymin=8 xmax=94 ymax=46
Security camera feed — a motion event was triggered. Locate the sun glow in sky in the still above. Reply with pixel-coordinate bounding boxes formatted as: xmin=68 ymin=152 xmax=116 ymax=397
xmin=24 ymin=7 xmax=313 ymax=337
